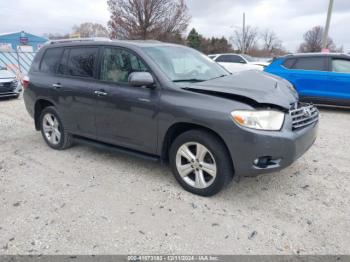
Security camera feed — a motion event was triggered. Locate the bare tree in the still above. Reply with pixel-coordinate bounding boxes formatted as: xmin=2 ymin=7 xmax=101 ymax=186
xmin=72 ymin=23 xmax=109 ymax=38
xmin=107 ymin=0 xmax=190 ymax=41
xmin=231 ymin=26 xmax=258 ymax=53
xmin=260 ymin=29 xmax=285 ymax=56
xmin=43 ymin=33 xmax=70 ymax=40
xmin=298 ymin=26 xmax=342 ymax=53
xmin=262 ymin=30 xmax=280 ymax=51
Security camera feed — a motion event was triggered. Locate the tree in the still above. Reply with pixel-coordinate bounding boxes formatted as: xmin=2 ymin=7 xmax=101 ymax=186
xmin=200 ymin=37 xmax=232 ymax=54
xmin=43 ymin=33 xmax=70 ymax=40
xmin=107 ymin=0 xmax=190 ymax=41
xmin=298 ymin=26 xmax=342 ymax=53
xmin=262 ymin=30 xmax=281 ymax=52
xmin=260 ymin=29 xmax=285 ymax=56
xmin=231 ymin=26 xmax=258 ymax=53
xmin=187 ymin=28 xmax=201 ymax=50
xmin=72 ymin=22 xmax=109 ymax=38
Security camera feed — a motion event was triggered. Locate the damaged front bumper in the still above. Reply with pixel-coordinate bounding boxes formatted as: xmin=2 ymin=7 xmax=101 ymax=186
xmin=222 ymin=112 xmax=319 ymax=179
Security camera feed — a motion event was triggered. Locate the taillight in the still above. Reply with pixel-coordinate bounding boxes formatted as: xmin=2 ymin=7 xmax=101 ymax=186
xmin=22 ymin=76 xmax=30 ymax=89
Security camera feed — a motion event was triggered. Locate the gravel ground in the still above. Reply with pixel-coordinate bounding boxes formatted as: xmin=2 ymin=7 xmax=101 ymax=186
xmin=0 ymin=97 xmax=350 ymax=255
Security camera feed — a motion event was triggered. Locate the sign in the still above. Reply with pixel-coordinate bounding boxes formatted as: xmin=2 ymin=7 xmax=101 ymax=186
xmin=321 ymin=48 xmax=330 ymax=53
xmin=0 ymin=43 xmax=12 ymax=51
xmin=19 ymin=31 xmax=28 ymax=45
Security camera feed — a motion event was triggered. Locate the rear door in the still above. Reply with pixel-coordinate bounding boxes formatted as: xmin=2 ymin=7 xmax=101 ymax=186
xmin=55 ymin=46 xmax=99 ymax=138
xmin=282 ymin=56 xmax=329 ymax=98
xmin=94 ymin=46 xmax=159 ymax=154
xmin=327 ymin=57 xmax=350 ymax=101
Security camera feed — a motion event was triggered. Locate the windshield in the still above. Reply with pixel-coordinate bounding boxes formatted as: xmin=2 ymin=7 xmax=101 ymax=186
xmin=241 ymin=54 xmax=255 ymax=62
xmin=143 ymin=46 xmax=229 ymax=82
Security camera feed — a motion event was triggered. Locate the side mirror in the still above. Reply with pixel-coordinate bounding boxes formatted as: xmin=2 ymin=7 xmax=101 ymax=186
xmin=128 ymin=72 xmax=154 ymax=88
xmin=239 ymin=60 xmax=246 ymax=64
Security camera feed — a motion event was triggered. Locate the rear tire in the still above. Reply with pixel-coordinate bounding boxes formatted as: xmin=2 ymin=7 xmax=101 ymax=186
xmin=39 ymin=106 xmax=73 ymax=150
xmin=169 ymin=130 xmax=233 ymax=196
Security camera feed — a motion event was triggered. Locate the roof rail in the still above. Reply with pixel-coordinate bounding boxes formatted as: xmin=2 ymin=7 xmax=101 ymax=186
xmin=45 ymin=37 xmax=111 ymax=45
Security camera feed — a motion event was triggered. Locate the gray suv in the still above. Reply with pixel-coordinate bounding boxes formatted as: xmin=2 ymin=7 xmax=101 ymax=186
xmin=23 ymin=39 xmax=319 ymax=196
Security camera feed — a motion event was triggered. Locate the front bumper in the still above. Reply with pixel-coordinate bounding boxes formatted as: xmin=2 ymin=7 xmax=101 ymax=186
xmin=0 ymin=91 xmax=20 ymax=98
xmin=0 ymin=82 xmax=22 ymax=98
xmin=222 ymin=116 xmax=318 ymax=178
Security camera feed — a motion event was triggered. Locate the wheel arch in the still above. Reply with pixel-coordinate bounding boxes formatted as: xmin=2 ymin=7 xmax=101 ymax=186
xmin=34 ymin=99 xmax=55 ymax=130
xmin=160 ymin=122 xmax=235 ymax=173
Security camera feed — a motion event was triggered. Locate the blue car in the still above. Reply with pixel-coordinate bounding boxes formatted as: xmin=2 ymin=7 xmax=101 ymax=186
xmin=264 ymin=53 xmax=350 ymax=107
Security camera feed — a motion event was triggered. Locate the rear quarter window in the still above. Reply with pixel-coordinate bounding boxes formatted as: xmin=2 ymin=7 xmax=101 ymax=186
xmin=39 ymin=48 xmax=64 ymax=74
xmin=282 ymin=58 xmax=296 ymax=69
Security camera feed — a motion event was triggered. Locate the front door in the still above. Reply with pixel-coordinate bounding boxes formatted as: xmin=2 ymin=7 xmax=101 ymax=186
xmin=94 ymin=47 xmax=159 ymax=154
xmin=328 ymin=57 xmax=350 ymax=101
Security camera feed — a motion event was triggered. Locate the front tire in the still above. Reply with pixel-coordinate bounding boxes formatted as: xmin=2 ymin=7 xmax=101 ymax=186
xmin=39 ymin=106 xmax=73 ymax=150
xmin=169 ymin=130 xmax=234 ymax=196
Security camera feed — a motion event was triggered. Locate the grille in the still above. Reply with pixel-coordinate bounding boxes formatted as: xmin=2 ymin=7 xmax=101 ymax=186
xmin=0 ymin=80 xmax=17 ymax=92
xmin=290 ymin=103 xmax=319 ymax=130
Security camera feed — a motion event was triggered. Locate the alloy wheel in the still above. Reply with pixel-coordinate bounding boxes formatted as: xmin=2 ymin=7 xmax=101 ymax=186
xmin=42 ymin=113 xmax=61 ymax=145
xmin=175 ymin=142 xmax=217 ymax=189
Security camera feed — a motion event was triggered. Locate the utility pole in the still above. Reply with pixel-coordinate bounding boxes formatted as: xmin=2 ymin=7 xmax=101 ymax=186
xmin=242 ymin=12 xmax=246 ymax=54
xmin=322 ymin=0 xmax=334 ymax=51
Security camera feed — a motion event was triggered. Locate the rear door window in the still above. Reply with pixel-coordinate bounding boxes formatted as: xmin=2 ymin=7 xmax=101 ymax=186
xmin=291 ymin=57 xmax=327 ymax=71
xmin=332 ymin=59 xmax=350 ymax=73
xmin=39 ymin=48 xmax=64 ymax=74
xmin=66 ymin=47 xmax=99 ymax=78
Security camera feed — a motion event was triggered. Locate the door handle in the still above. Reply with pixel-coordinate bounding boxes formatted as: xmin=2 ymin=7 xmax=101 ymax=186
xmin=94 ymin=90 xmax=108 ymax=96
xmin=52 ymin=83 xmax=62 ymax=89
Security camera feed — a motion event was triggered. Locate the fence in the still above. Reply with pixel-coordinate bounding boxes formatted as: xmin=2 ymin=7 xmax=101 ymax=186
xmin=0 ymin=51 xmax=36 ymax=80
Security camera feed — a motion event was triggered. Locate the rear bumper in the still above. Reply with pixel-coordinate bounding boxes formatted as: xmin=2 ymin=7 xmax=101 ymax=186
xmin=222 ymin=118 xmax=318 ymax=178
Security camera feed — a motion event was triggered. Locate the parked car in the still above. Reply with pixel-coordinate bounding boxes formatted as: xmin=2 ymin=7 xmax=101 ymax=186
xmin=0 ymin=67 xmax=21 ymax=98
xmin=265 ymin=53 xmax=350 ymax=107
xmin=23 ymin=39 xmax=318 ymax=196
xmin=208 ymin=54 xmax=269 ymax=73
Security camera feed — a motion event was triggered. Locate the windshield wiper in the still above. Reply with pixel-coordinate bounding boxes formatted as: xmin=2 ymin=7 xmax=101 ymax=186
xmin=209 ymin=74 xmax=227 ymax=80
xmin=173 ymin=79 xmax=206 ymax=83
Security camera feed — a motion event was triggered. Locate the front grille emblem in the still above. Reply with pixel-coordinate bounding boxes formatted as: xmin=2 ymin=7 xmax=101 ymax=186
xmin=303 ymin=107 xmax=312 ymax=117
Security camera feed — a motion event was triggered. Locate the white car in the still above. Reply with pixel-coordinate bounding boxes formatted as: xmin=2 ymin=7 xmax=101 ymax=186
xmin=0 ymin=67 xmax=21 ymax=99
xmin=208 ymin=54 xmax=269 ymax=73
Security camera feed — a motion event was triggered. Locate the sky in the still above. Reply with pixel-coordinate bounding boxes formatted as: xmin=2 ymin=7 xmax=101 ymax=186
xmin=1 ymin=0 xmax=349 ymax=52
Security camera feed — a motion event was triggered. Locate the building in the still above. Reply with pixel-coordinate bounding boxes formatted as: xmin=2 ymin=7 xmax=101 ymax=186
xmin=0 ymin=31 xmax=47 ymax=52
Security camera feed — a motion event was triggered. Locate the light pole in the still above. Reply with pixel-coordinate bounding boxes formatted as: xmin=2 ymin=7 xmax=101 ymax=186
xmin=242 ymin=12 xmax=246 ymax=54
xmin=322 ymin=0 xmax=334 ymax=51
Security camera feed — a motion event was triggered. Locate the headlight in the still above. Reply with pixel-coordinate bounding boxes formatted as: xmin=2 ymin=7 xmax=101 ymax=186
xmin=231 ymin=110 xmax=285 ymax=131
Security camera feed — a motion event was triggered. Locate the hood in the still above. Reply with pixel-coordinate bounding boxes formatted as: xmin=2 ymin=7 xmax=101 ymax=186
xmin=183 ymin=70 xmax=298 ymax=110
xmin=0 ymin=70 xmax=16 ymax=80
xmin=0 ymin=78 xmax=16 ymax=83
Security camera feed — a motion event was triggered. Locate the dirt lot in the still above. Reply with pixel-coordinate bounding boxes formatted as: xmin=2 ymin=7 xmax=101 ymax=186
xmin=0 ymin=97 xmax=350 ymax=255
